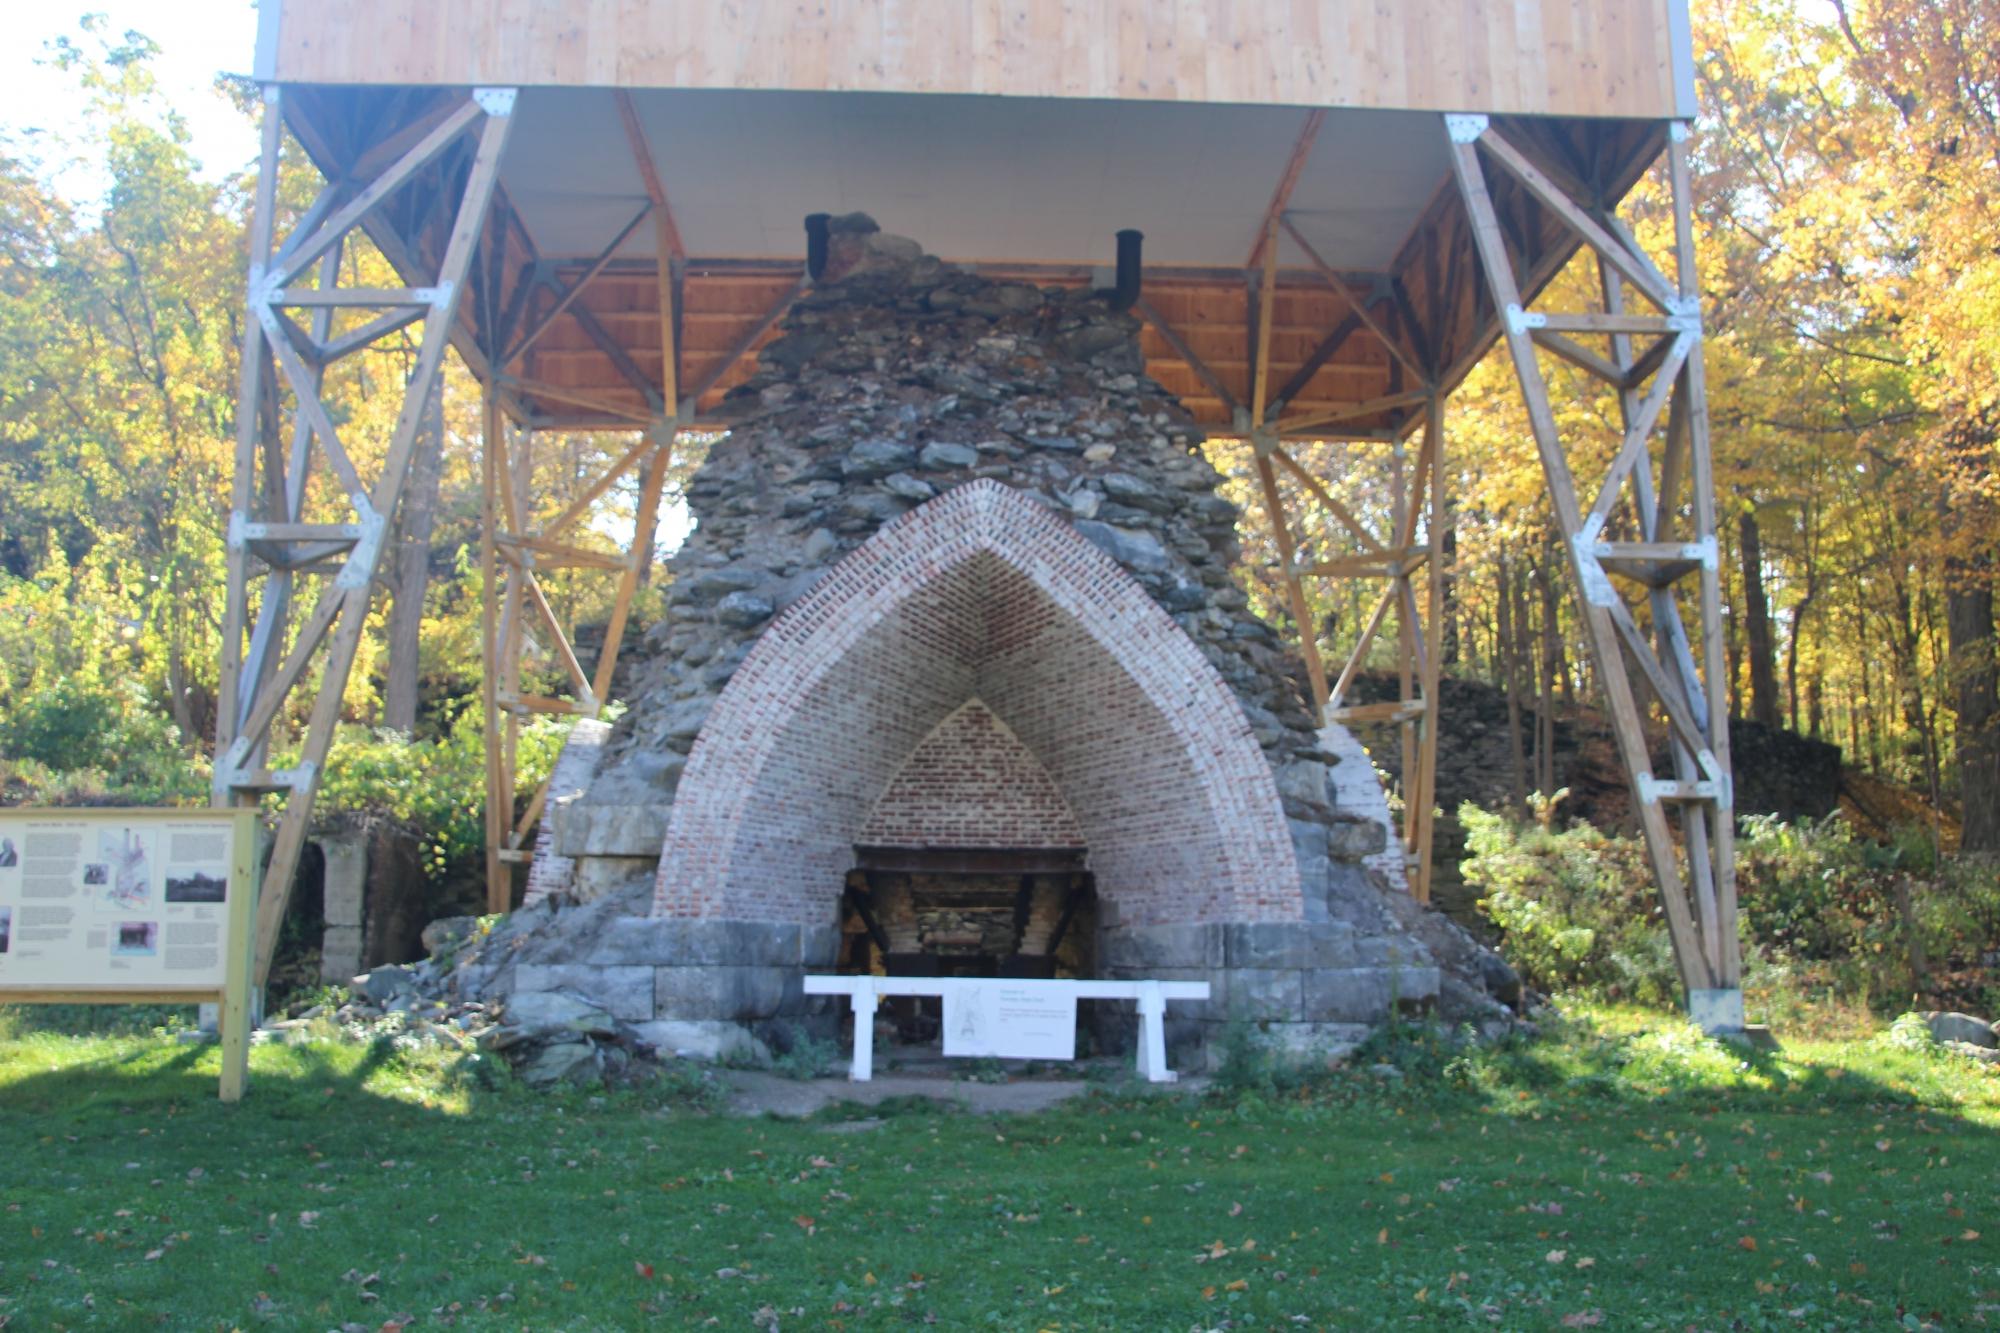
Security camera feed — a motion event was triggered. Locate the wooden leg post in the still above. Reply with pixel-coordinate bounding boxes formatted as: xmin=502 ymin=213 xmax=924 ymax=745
xmin=1443 ymin=113 xmax=1738 ymax=1020
xmin=215 ymin=89 xmax=519 ymax=989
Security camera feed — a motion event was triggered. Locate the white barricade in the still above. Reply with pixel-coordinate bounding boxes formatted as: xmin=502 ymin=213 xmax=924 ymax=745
xmin=802 ymin=975 xmax=1210 ymax=1083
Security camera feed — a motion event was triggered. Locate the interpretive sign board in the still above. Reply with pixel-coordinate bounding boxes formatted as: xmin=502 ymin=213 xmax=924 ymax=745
xmin=942 ymin=983 xmax=1078 ymax=1060
xmin=0 ymin=808 xmax=257 ymax=1101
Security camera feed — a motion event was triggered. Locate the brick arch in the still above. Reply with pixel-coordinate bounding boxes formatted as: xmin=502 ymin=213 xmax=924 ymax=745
xmin=653 ymin=480 xmax=1304 ymax=927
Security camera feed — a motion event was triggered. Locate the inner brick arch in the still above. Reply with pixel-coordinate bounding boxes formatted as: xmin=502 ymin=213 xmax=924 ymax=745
xmin=652 ymin=480 xmax=1303 ymax=928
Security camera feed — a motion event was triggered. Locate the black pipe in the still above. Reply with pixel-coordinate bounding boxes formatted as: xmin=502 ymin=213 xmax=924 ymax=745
xmin=1106 ymin=228 xmax=1143 ymax=312
xmin=804 ymin=213 xmax=831 ymax=282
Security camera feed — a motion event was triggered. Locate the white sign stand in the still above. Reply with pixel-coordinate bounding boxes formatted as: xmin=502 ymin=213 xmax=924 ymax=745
xmin=802 ymin=975 xmax=1210 ymax=1083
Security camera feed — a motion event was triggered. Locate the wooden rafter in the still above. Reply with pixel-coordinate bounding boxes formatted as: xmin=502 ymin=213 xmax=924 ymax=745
xmin=1247 ymin=110 xmax=1325 ymax=269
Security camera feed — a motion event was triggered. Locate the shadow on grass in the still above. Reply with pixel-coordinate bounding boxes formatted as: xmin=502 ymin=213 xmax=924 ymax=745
xmin=1202 ymin=1004 xmax=2000 ymax=1141
xmin=0 ymin=1029 xmax=449 ymax=1129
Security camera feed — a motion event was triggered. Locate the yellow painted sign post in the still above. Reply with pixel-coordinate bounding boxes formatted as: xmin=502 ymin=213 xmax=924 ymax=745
xmin=0 ymin=808 xmax=258 ymax=1101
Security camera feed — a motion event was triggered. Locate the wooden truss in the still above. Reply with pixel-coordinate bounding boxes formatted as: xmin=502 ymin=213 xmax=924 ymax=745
xmin=1169 ymin=112 xmax=1452 ymax=902
xmin=1443 ymin=114 xmax=1740 ymax=1011
xmin=475 ymin=93 xmax=801 ymax=910
xmin=215 ymin=86 xmax=517 ymax=985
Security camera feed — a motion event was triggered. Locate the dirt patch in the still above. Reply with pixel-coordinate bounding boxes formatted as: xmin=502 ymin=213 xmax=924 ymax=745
xmin=718 ymin=1066 xmax=1201 ymax=1118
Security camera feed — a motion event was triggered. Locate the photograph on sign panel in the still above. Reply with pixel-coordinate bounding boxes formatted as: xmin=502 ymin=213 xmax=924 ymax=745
xmin=113 ymin=920 xmax=158 ymax=957
xmin=165 ymin=870 xmax=228 ymax=904
xmin=0 ymin=906 xmax=10 ymax=954
xmin=0 ymin=835 xmax=16 ymax=868
xmin=82 ymin=862 xmax=109 ymax=885
xmin=97 ymin=828 xmax=153 ymax=911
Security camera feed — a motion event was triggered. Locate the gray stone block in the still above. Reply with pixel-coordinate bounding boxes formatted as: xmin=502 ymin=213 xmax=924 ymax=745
xmin=1304 ymin=965 xmax=1441 ymax=1021
xmin=1329 ymin=816 xmax=1388 ymax=859
xmin=801 ymin=924 xmax=842 ymax=968
xmin=1223 ymin=968 xmax=1304 ymax=1022
xmin=1223 ymin=921 xmax=1358 ymax=970
xmin=320 ymin=833 xmax=368 ymax=927
xmin=1303 ymin=967 xmax=1397 ymax=1022
xmin=554 ymin=803 xmax=671 ymax=857
xmin=573 ymin=856 xmax=659 ymax=903
xmin=630 ymin=1019 xmax=770 ymax=1063
xmin=1100 ymin=923 xmax=1223 ymax=970
xmin=512 ymin=965 xmax=654 ymax=1022
xmin=319 ymin=926 xmax=362 ymax=982
xmin=654 ymin=965 xmax=796 ymax=1021
xmin=586 ymin=918 xmax=805 ymax=968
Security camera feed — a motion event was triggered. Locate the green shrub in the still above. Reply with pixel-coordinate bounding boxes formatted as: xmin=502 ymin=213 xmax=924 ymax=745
xmin=0 ymin=675 xmax=203 ymax=802
xmin=1466 ymin=798 xmax=2000 ymax=1013
xmin=1460 ymin=801 xmax=1677 ymax=1002
xmin=294 ymin=702 xmax=568 ymax=887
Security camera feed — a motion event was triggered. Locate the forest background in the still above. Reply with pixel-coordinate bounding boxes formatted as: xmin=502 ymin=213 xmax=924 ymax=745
xmin=0 ymin=1 xmax=1996 ymax=1006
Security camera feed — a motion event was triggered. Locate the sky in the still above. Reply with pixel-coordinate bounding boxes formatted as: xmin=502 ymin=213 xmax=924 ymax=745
xmin=0 ymin=1 xmax=261 ymax=197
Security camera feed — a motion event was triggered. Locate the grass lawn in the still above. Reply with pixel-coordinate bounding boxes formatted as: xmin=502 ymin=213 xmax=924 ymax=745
xmin=1 ymin=1006 xmax=1996 ymax=1330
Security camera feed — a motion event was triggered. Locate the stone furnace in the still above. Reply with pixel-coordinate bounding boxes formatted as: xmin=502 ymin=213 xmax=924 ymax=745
xmin=479 ymin=220 xmax=1509 ymax=1061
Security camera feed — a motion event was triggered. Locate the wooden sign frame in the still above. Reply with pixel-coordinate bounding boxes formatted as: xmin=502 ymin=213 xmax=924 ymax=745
xmin=0 ymin=808 xmax=259 ymax=1101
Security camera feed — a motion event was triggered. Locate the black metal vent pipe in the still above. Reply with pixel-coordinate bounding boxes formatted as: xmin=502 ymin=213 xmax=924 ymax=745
xmin=804 ymin=213 xmax=831 ymax=281
xmin=1106 ymin=229 xmax=1143 ymax=312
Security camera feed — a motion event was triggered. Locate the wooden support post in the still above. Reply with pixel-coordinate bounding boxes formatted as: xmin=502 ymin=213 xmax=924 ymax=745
xmin=476 ymin=94 xmax=695 ymax=902
xmin=1248 ymin=214 xmax=1329 ymax=714
xmin=1413 ymin=396 xmax=1446 ymax=903
xmin=1444 ymin=114 xmax=1734 ymax=1012
xmin=214 ymin=89 xmax=519 ymax=988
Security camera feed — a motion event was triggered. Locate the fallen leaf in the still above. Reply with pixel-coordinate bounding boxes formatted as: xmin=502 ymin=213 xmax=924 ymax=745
xmin=1546 ymin=1249 xmax=1567 ymax=1264
xmin=634 ymin=1262 xmax=654 ymax=1279
xmin=1560 ymin=1313 xmax=1605 ymax=1328
xmin=1737 ymin=1236 xmax=1758 ymax=1252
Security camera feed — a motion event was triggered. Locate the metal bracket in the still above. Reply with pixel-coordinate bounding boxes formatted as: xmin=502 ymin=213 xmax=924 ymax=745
xmin=472 ymin=87 xmax=518 ymax=117
xmin=1504 ymin=304 xmax=1547 ymax=336
xmin=1571 ymin=513 xmax=1617 ymax=607
xmin=227 ymin=510 xmax=248 ymax=552
xmin=1669 ymin=121 xmax=1692 ymax=143
xmin=1444 ymin=113 xmax=1489 ymax=144
xmin=333 ymin=510 xmax=387 ymax=590
xmin=418 ymin=281 xmax=452 ymax=309
xmin=1248 ymin=427 xmax=1278 ymax=459
xmin=1665 ymin=294 xmax=1702 ymax=334
xmin=1681 ymin=535 xmax=1718 ymax=571
xmin=1696 ymin=748 xmax=1733 ymax=808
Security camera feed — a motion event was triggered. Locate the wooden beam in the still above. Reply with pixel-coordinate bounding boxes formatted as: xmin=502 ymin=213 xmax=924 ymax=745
xmin=1281 ymin=217 xmax=1431 ymax=384
xmin=1474 ymin=127 xmax=1677 ymax=308
xmin=1247 ymin=110 xmax=1325 ymax=269
xmin=503 ymin=201 xmax=652 ymax=363
xmin=1133 ymin=294 xmax=1239 ymax=416
xmin=1267 ymin=311 xmax=1363 ymax=417
xmin=682 ymin=275 xmax=805 ymax=407
xmin=614 ymin=90 xmax=686 ymax=263
xmin=1254 ymin=450 xmax=1332 ymax=712
xmin=1271 ymin=446 xmax=1387 ymax=555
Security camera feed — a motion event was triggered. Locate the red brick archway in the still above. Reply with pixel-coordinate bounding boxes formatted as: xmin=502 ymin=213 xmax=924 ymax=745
xmin=653 ymin=480 xmax=1303 ymax=927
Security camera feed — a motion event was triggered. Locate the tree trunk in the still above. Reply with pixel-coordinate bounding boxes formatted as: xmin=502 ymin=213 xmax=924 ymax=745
xmin=1739 ymin=507 xmax=1780 ymax=727
xmin=1947 ymin=573 xmax=2000 ymax=852
xmin=382 ymin=386 xmax=445 ymax=733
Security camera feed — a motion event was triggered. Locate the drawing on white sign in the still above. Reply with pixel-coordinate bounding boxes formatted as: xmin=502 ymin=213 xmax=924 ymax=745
xmin=97 ymin=827 xmax=154 ymax=910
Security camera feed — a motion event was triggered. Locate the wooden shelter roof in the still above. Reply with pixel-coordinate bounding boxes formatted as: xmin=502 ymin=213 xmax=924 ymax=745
xmin=267 ymin=2 xmax=1685 ymax=436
